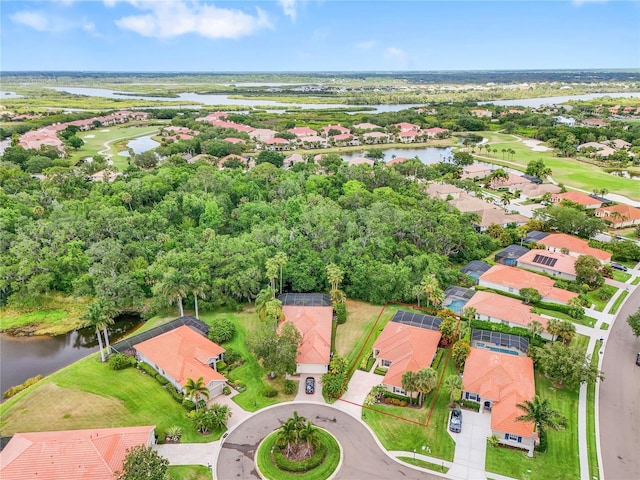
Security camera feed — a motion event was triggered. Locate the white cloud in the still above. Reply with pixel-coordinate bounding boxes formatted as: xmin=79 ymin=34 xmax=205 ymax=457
xmin=114 ymin=1 xmax=272 ymax=39
xmin=355 ymin=40 xmax=377 ymax=50
xmin=278 ymin=0 xmax=298 ymax=22
xmin=10 ymin=10 xmax=70 ymax=32
xmin=384 ymin=46 xmax=409 ymax=67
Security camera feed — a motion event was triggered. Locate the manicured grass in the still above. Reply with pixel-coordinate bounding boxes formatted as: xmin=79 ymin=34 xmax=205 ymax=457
xmin=572 ymin=333 xmax=590 ymax=355
xmin=256 ymin=429 xmax=341 ymax=480
xmin=0 ymin=354 xmax=220 ymax=442
xmin=199 ymin=309 xmax=297 ymax=412
xmin=396 ymin=456 xmax=449 ymax=473
xmin=167 ymin=465 xmax=212 ymax=480
xmin=535 ymin=307 xmax=596 ymax=328
xmin=608 ymin=290 xmax=628 ymax=315
xmin=485 ymin=373 xmax=580 ymax=480
xmin=473 ymin=131 xmax=640 ymax=201
xmin=584 ymin=285 xmax=618 ymax=312
xmin=612 ymin=271 xmax=632 ymax=283
xmin=587 ymin=341 xmax=602 ymax=480
xmin=362 ymin=347 xmax=456 ymax=461
xmin=599 ymin=322 xmax=609 ymax=330
xmin=632 ymin=276 xmax=640 ymax=286
xmin=0 ymin=294 xmax=91 ymax=335
xmin=335 ymin=300 xmax=387 ymax=360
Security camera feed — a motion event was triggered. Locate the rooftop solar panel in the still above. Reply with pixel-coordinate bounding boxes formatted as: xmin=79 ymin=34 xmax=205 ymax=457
xmin=532 ymin=254 xmax=557 ymax=267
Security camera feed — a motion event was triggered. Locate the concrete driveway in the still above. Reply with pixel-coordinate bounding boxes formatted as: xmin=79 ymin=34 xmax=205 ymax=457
xmin=294 ymin=374 xmax=324 ymax=402
xmin=336 ymin=369 xmax=383 ymax=417
xmin=447 ymin=409 xmax=492 ymax=480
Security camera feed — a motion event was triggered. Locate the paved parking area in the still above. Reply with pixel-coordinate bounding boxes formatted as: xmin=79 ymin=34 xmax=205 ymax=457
xmin=294 ymin=374 xmax=324 ymax=402
xmin=336 ymin=369 xmax=383 ymax=417
xmin=447 ymin=409 xmax=492 ymax=480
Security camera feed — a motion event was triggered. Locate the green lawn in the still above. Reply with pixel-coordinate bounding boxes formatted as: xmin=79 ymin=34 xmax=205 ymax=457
xmin=396 ymin=456 xmax=449 ymax=473
xmin=612 ymin=271 xmax=632 ymax=283
xmin=485 ymin=373 xmax=580 ymax=480
xmin=599 ymin=322 xmax=609 ymax=330
xmin=198 ymin=309 xmax=297 ymax=412
xmin=632 ymin=276 xmax=640 ymax=286
xmin=535 ymin=307 xmax=596 ymax=328
xmin=0 ymin=354 xmax=221 ymax=443
xmin=167 ymin=465 xmax=211 ymax=480
xmin=472 ymin=131 xmax=640 ymax=201
xmin=0 ymin=294 xmax=91 ymax=335
xmin=572 ymin=333 xmax=590 ymax=355
xmin=608 ymin=290 xmax=628 ymax=315
xmin=587 ymin=341 xmax=602 ymax=480
xmin=584 ymin=285 xmax=618 ymax=312
xmin=362 ymin=347 xmax=456 ymax=461
xmin=256 ymin=429 xmax=341 ymax=480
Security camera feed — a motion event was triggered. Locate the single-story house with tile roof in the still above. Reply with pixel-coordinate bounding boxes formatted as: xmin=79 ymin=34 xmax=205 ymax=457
xmin=281 ymin=303 xmax=333 ymax=375
xmin=392 ymin=122 xmax=420 ymax=132
xmin=349 ymin=157 xmax=375 ymax=166
xmin=462 ymin=348 xmax=537 ymax=451
xmin=577 ymin=142 xmax=616 ymax=158
xmin=461 ymin=163 xmax=493 ymax=180
xmin=479 ymin=264 xmax=578 ymax=305
xmin=300 ymin=135 xmax=328 ymax=148
xmin=353 ymin=122 xmax=382 ymax=130
xmin=321 ymin=125 xmax=350 ymax=136
xmin=488 ymin=173 xmax=532 ymax=191
xmin=288 ymin=126 xmax=317 ymax=138
xmin=0 ymin=426 xmax=156 ymax=480
xmin=516 ymin=249 xmax=577 ymax=281
xmin=386 ymin=157 xmax=409 ymax=166
xmin=372 ymin=321 xmax=441 ymax=397
xmin=263 ymin=137 xmax=290 ymax=151
xmin=134 ymin=325 xmax=226 ymax=399
xmin=495 ymin=245 xmax=530 ymax=266
xmin=423 ymin=127 xmax=450 ymax=138
xmin=471 ymin=109 xmax=492 ymax=118
xmin=536 ymin=233 xmax=611 ymax=263
xmin=425 ymin=182 xmax=464 ymax=200
xmin=551 ymin=192 xmax=602 ymax=209
xmin=608 ymin=139 xmax=631 ymax=150
xmin=464 ymin=291 xmax=552 ymax=340
xmin=250 ymin=128 xmax=278 ymax=141
xmin=595 ymin=204 xmax=640 ymax=228
xmin=284 ymin=153 xmax=306 ymax=168
xmin=219 ymin=154 xmax=248 ymax=167
xmin=362 ymin=131 xmax=389 ymax=143
xmin=518 ymin=182 xmax=561 ymax=198
xmin=473 ymin=208 xmax=528 ymax=232
xmin=581 ymin=118 xmax=609 ymax=127
xmin=398 ymin=130 xmax=421 ymax=143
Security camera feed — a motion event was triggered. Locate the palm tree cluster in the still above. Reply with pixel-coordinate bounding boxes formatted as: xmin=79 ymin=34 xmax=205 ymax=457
xmin=401 ymin=368 xmax=438 ymax=406
xmin=276 ymin=411 xmax=320 ymax=460
xmin=515 ymin=395 xmax=566 ymax=452
xmin=82 ymin=298 xmax=118 ymax=362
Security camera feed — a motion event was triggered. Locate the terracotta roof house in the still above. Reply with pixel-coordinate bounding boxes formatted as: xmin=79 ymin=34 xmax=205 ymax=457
xmin=423 ymin=127 xmax=449 ymax=138
xmin=488 ymin=173 xmax=532 ymax=191
xmin=398 ymin=130 xmax=421 ymax=143
xmin=461 ymin=164 xmax=493 ymax=180
xmin=196 ymin=111 xmax=228 ymax=122
xmin=479 ymin=264 xmax=578 ymax=304
xmin=550 ymin=191 xmax=602 ymax=209
xmin=263 ymin=137 xmax=290 ymax=151
xmin=249 ymin=128 xmax=278 ymax=141
xmin=288 ymin=126 xmax=317 ymax=138
xmin=282 ymin=304 xmax=333 ymax=374
xmin=536 ymin=233 xmax=611 ymax=263
xmin=361 ymin=131 xmax=390 ymax=144
xmin=472 ymin=208 xmax=528 ymax=232
xmin=321 ymin=125 xmax=351 ymax=136
xmin=595 ymin=204 xmax=640 ymax=228
xmin=353 ymin=122 xmax=381 ymax=130
xmin=518 ymin=182 xmax=561 ymax=198
xmin=462 ymin=348 xmax=536 ymax=451
xmin=425 ymin=182 xmax=464 ymax=200
xmin=284 ymin=153 xmax=306 ymax=168
xmin=349 ymin=157 xmax=375 ymax=166
xmin=330 ymin=133 xmax=358 ymax=146
xmin=202 ymin=119 xmax=254 ymax=133
xmin=608 ymin=139 xmax=631 ymax=150
xmin=518 ymin=249 xmax=577 ymax=280
xmin=90 ymin=169 xmax=121 ymax=183
xmin=0 ymin=425 xmax=156 ymax=480
xmin=392 ymin=122 xmax=420 ymax=132
xmin=386 ymin=157 xmax=409 ymax=166
xmin=223 ymin=137 xmax=245 ymax=144
xmin=219 ymin=154 xmax=248 ymax=167
xmin=372 ymin=322 xmax=441 ymax=396
xmin=582 ymin=118 xmax=609 ymax=127
xmin=470 ymin=109 xmax=493 ymax=118
xmin=300 ymin=135 xmax=328 ymax=148
xmin=464 ymin=291 xmax=551 ymax=339
xmin=134 ymin=325 xmax=227 ymax=398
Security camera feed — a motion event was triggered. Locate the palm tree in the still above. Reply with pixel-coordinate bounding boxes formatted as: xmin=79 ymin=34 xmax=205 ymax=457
xmin=418 ymin=275 xmax=443 ymax=309
xmin=154 ymin=268 xmax=188 ymax=317
xmin=515 ymin=395 xmax=566 ymax=441
xmin=82 ymin=299 xmax=117 ymax=362
xmin=255 ymin=287 xmax=273 ymax=322
xmin=414 ymin=367 xmax=438 ymax=407
xmin=444 ymin=374 xmax=463 ymax=406
xmin=401 ymin=370 xmax=418 ymax=405
xmin=277 ymin=419 xmax=297 ymax=456
xmin=372 ymin=384 xmax=387 ymax=403
xmin=528 ymin=320 xmax=544 ymax=338
xmin=188 ymin=269 xmax=208 ymax=319
xmin=184 ymin=376 xmax=210 ymax=411
xmin=274 ymin=252 xmax=288 ymax=295
xmin=556 ymin=320 xmax=576 ymax=345
xmin=326 ymin=263 xmax=344 ymax=293
xmin=265 ymin=258 xmax=279 ymax=297
xmin=546 ymin=318 xmax=562 ymax=342
xmin=412 ymin=284 xmax=424 ymax=307
xmin=300 ymin=421 xmax=319 ymax=457
xmin=461 ymin=306 xmax=476 ymax=332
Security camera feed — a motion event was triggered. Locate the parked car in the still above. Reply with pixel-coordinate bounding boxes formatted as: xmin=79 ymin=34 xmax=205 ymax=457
xmin=305 ymin=377 xmax=315 ymax=394
xmin=611 ymin=262 xmax=628 ymax=272
xmin=636 ymin=353 xmax=640 ymax=367
xmin=449 ymin=408 xmax=462 ymax=433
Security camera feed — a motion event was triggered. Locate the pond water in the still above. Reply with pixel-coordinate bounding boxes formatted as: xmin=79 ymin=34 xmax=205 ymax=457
xmin=127 ymin=134 xmax=160 ymax=154
xmin=340 ymin=146 xmax=454 ymax=164
xmin=0 ymin=314 xmax=144 ymax=400
xmin=0 ymin=90 xmax=23 ymax=98
xmin=481 ymin=92 xmax=640 ymax=108
xmin=610 ymin=170 xmax=640 ymax=180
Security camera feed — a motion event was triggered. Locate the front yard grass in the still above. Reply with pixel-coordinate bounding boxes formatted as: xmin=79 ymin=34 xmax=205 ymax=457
xmin=485 ymin=373 xmax=580 ymax=480
xmin=535 ymin=307 xmax=596 ymax=328
xmin=632 ymin=276 xmax=640 ymax=286
xmin=587 ymin=341 xmax=602 ymax=480
xmin=166 ymin=465 xmax=211 ymax=480
xmin=362 ymin=347 xmax=456 ymax=461
xmin=608 ymin=290 xmax=628 ymax=315
xmin=396 ymin=456 xmax=449 ymax=473
xmin=612 ymin=271 xmax=631 ymax=283
xmin=0 ymin=354 xmax=221 ymax=442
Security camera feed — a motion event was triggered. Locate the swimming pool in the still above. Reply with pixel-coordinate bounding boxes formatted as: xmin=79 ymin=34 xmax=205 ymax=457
xmin=446 ymin=299 xmax=467 ymax=314
xmin=487 ymin=346 xmax=519 ymax=356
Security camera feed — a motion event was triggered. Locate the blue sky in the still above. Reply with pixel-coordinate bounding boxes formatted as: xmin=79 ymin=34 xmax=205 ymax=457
xmin=1 ymin=0 xmax=638 ymax=71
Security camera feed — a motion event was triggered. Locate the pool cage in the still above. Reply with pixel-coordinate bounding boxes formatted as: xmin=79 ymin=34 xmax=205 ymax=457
xmin=471 ymin=329 xmax=529 ymax=355
xmin=391 ymin=309 xmax=442 ymax=332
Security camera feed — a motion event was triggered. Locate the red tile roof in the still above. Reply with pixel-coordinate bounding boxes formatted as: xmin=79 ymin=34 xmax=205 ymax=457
xmin=282 ymin=306 xmax=333 ymax=365
xmin=373 ymin=322 xmax=441 ymax=389
xmin=288 ymin=126 xmax=317 ymax=137
xmin=538 ymin=233 xmax=611 ymax=262
xmin=0 ymin=426 xmax=154 ymax=480
xmin=479 ymin=264 xmax=578 ymax=304
xmin=463 ymin=348 xmax=535 ymax=438
xmin=551 ymin=191 xmax=601 ymax=207
xmin=464 ymin=291 xmax=549 ymax=331
xmin=135 ymin=325 xmax=225 ymax=387
xmin=595 ymin=204 xmax=640 ymax=222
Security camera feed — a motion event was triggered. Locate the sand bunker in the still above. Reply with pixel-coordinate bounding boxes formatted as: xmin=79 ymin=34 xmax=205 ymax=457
xmin=522 ymin=139 xmax=551 ymax=152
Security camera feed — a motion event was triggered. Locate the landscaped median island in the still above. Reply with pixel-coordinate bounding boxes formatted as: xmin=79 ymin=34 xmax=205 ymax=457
xmin=255 ymin=412 xmax=341 ymax=480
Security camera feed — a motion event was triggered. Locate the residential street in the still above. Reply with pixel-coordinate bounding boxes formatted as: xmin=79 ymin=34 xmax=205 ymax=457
xmin=599 ymin=278 xmax=640 ymax=480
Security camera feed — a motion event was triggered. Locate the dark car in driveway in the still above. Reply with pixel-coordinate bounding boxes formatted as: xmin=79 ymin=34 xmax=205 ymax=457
xmin=305 ymin=377 xmax=315 ymax=394
xmin=449 ymin=408 xmax=462 ymax=433
xmin=611 ymin=262 xmax=628 ymax=272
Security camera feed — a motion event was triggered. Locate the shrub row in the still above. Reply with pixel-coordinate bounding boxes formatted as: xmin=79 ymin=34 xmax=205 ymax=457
xmin=138 ymin=362 xmax=157 ymax=376
xmin=108 ymin=353 xmax=136 ymax=370
xmin=263 ymin=386 xmax=278 ymax=398
xmin=359 ymin=354 xmax=375 ymax=372
xmin=384 ymin=397 xmax=409 ymax=407
xmin=167 ymin=386 xmax=184 ymax=403
xmin=273 ymin=443 xmax=327 ymax=473
xmin=3 ymin=375 xmax=43 ymax=399
xmin=460 ymin=399 xmax=480 ymax=411
xmin=383 ymin=391 xmax=411 ymax=403
xmin=373 ymin=366 xmax=388 ymax=376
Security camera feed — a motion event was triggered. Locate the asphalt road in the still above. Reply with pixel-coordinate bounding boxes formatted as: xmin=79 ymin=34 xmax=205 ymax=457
xmin=599 ymin=285 xmax=640 ymax=480
xmin=215 ymin=403 xmax=443 ymax=480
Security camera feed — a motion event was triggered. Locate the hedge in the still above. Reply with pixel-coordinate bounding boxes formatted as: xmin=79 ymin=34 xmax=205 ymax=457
xmin=273 ymin=442 xmax=327 ymax=472
xmin=374 ymin=366 xmax=388 ymax=376
xmin=138 ymin=362 xmax=157 ymax=376
xmin=155 ymin=374 xmax=170 ymax=386
xmin=167 ymin=386 xmax=184 ymax=403
xmin=263 ymin=386 xmax=278 ymax=398
xmin=383 ymin=391 xmax=412 ymax=403
xmin=460 ymin=399 xmax=480 ymax=411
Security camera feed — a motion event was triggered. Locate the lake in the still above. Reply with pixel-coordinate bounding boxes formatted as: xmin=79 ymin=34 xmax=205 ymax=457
xmin=341 ymin=146 xmax=454 ymax=164
xmin=481 ymin=92 xmax=640 ymax=108
xmin=0 ymin=315 xmax=143 ymax=400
